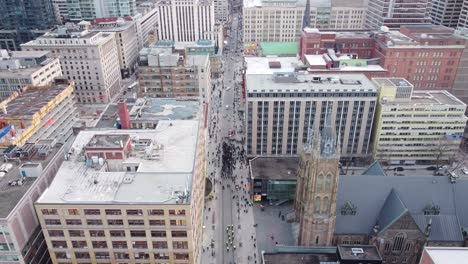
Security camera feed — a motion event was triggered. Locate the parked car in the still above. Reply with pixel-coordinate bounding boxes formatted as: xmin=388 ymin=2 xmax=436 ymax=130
xmin=462 ymin=168 xmax=468 ymax=175
xmin=394 ymin=167 xmax=404 ymax=172
xmin=426 ymin=166 xmax=437 ymax=171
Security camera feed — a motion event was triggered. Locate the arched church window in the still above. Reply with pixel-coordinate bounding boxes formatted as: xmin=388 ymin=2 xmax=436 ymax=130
xmin=322 ymin=197 xmax=329 ymax=214
xmin=314 ymin=196 xmax=321 ymax=213
xmin=316 ymin=174 xmax=323 ymax=192
xmin=325 ymin=174 xmax=332 ymax=190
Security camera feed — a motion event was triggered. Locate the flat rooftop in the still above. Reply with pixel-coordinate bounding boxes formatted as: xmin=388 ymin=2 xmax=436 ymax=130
xmin=372 ymin=78 xmax=412 ymax=88
xmin=0 ymin=82 xmax=71 ymax=120
xmin=263 ymin=252 xmax=337 ymax=264
xmin=250 ymin=157 xmax=299 ymax=180
xmin=383 ymin=90 xmax=466 ymax=106
xmin=337 ymin=245 xmax=382 ymax=261
xmin=85 ymin=134 xmax=130 ymax=149
xmin=37 ymin=121 xmax=200 ymax=205
xmin=423 ymin=247 xmax=468 ymax=263
xmin=244 ymin=0 xmax=307 ymax=8
xmin=129 ymin=98 xmax=199 ymax=121
xmin=246 ymin=72 xmax=378 ymax=94
xmin=245 ymin=57 xmax=304 ymax=75
xmin=0 ymin=145 xmax=63 ymax=218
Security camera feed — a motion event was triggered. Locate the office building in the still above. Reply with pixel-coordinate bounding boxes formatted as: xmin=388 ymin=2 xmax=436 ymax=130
xmin=53 ymin=0 xmax=69 ymax=22
xmin=0 ymin=50 xmax=62 ymax=99
xmin=214 ymin=0 xmax=229 ymax=22
xmin=138 ymin=41 xmax=211 ymax=101
xmin=157 ymin=0 xmax=216 ymax=42
xmin=294 ymin=130 xmax=468 ymax=264
xmin=371 ymin=78 xmax=467 ymax=165
xmin=22 ymin=24 xmax=122 ymax=104
xmin=0 ymin=79 xmax=77 ymax=147
xmin=67 ymin=0 xmax=137 ymax=21
xmin=459 ymin=1 xmax=468 ymax=28
xmin=365 ymin=0 xmax=431 ymax=29
xmin=0 ymin=140 xmax=69 ymax=263
xmin=0 ymin=0 xmax=57 ymax=50
xmin=35 ymin=120 xmax=206 ymax=263
xmin=420 ymin=247 xmax=468 ymax=264
xmin=134 ymin=2 xmax=160 ymax=48
xmin=243 ymin=0 xmax=306 ymax=42
xmin=431 ymin=0 xmax=465 ymax=28
xmin=299 ymin=25 xmax=467 ymax=92
xmin=245 ymin=57 xmax=377 ymax=160
xmin=92 ymin=18 xmax=140 ymax=78
xmin=309 ymin=0 xmax=366 ymax=30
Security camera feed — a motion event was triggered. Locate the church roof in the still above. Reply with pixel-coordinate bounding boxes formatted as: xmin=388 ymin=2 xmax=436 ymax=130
xmin=361 ymin=161 xmax=387 ymax=176
xmin=375 ymin=189 xmax=408 ymax=233
xmin=335 ymin=176 xmax=467 ymax=242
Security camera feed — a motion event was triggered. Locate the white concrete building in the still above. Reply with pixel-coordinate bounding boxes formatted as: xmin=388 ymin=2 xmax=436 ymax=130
xmin=309 ymin=0 xmax=366 ymax=30
xmin=157 ymin=0 xmax=216 ymax=42
xmin=21 ymin=24 xmax=122 ymax=104
xmin=35 ymin=121 xmax=206 ymax=264
xmin=0 ymin=50 xmax=62 ymax=99
xmin=92 ymin=18 xmax=140 ymax=78
xmin=459 ymin=0 xmax=468 ymax=28
xmin=134 ymin=2 xmax=160 ymax=48
xmin=244 ymin=57 xmax=377 ymax=159
xmin=431 ymin=0 xmax=465 ymax=28
xmin=67 ymin=0 xmax=137 ymax=21
xmin=243 ymin=0 xmax=306 ymax=42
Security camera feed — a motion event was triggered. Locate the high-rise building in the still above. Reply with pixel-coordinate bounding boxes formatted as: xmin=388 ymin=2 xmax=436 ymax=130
xmin=309 ymin=0 xmax=366 ymax=30
xmin=365 ymin=0 xmax=431 ymax=29
xmin=67 ymin=0 xmax=137 ymax=21
xmin=0 ymin=50 xmax=62 ymax=99
xmin=458 ymin=0 xmax=468 ymax=28
xmin=371 ymin=78 xmax=467 ymax=165
xmin=245 ymin=57 xmax=377 ymax=160
xmin=134 ymin=2 xmax=160 ymax=48
xmin=92 ymin=17 xmax=140 ymax=78
xmin=137 ymin=41 xmax=211 ymax=101
xmin=21 ymin=24 xmax=122 ymax=104
xmin=243 ymin=0 xmax=306 ymax=42
xmin=53 ymin=0 xmax=69 ymax=22
xmin=431 ymin=0 xmax=465 ymax=28
xmin=35 ymin=120 xmax=206 ymax=264
xmin=156 ymin=0 xmax=216 ymax=42
xmin=0 ymin=0 xmax=58 ymax=50
xmin=214 ymin=0 xmax=229 ymax=22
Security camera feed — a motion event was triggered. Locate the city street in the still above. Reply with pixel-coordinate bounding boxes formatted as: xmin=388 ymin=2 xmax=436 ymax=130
xmin=201 ymin=6 xmax=260 ymax=264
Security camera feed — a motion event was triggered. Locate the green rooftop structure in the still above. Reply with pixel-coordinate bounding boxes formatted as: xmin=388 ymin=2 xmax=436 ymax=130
xmin=259 ymin=42 xmax=299 ymax=56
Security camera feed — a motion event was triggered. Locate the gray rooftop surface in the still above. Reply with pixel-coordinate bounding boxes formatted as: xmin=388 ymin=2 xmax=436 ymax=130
xmin=0 ymin=146 xmax=63 ymax=218
xmin=37 ymin=120 xmax=200 ymax=205
xmin=250 ymin=157 xmax=299 ymax=180
xmin=336 ymin=175 xmax=468 ymax=242
xmin=129 ymin=98 xmax=200 ymax=121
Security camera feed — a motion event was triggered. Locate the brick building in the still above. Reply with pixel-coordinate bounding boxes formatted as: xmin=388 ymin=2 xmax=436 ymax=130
xmin=299 ymin=25 xmax=468 ymax=93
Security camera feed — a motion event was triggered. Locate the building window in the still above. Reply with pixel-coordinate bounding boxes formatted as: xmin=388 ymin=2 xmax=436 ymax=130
xmin=130 ymin=230 xmax=146 ymax=237
xmin=322 ymin=197 xmax=329 ymax=214
xmin=127 ymin=209 xmax=143 ymax=216
xmin=48 ymin=230 xmax=64 ymax=237
xmin=68 ymin=230 xmax=84 ymax=237
xmin=128 ymin=219 xmax=145 ymax=225
xmin=151 ymin=231 xmax=167 ymax=237
xmin=45 ymin=219 xmax=61 ymax=225
xmin=112 ymin=241 xmax=128 ymax=249
xmin=92 ymin=241 xmax=108 ymax=249
xmin=132 ymin=241 xmax=148 ymax=249
xmin=325 ymin=175 xmax=332 ymax=190
xmin=172 ymin=231 xmax=187 ymax=238
xmin=152 ymin=241 xmax=168 ymax=249
xmin=90 ymin=230 xmax=105 ymax=237
xmin=105 ymin=209 xmax=122 ymax=215
xmin=173 ymin=241 xmax=189 ymax=249
xmin=41 ymin=209 xmax=58 ymax=215
xmin=174 ymin=253 xmax=189 ymax=260
xmin=65 ymin=219 xmax=82 ymax=225
xmin=84 ymin=209 xmax=101 ymax=215
xmin=169 ymin=209 xmax=186 ymax=216
xmin=170 ymin=220 xmax=186 ymax=226
xmin=314 ymin=196 xmax=321 ymax=213
xmin=51 ymin=240 xmax=67 ymax=248
xmin=110 ymin=230 xmax=126 ymax=237
xmin=87 ymin=219 xmax=102 ymax=225
xmin=392 ymin=233 xmax=406 ymax=252
xmin=108 ymin=219 xmax=124 ymax=226
xmin=154 ymin=253 xmax=170 ymax=260
xmin=148 ymin=209 xmax=164 ymax=216
xmin=71 ymin=241 xmax=88 ymax=248
xmin=340 ymin=201 xmax=357 ymax=215
xmin=149 ymin=220 xmax=165 ymax=226
xmin=67 ymin=209 xmax=80 ymax=215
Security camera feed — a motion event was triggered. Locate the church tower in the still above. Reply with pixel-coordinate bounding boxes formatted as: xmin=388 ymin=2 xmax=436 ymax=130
xmin=294 ymin=112 xmax=340 ymax=246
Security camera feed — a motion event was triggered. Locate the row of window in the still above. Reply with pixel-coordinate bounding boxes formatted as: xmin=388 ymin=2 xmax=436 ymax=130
xmin=48 ymin=229 xmax=187 ymax=238
xmin=51 ymin=240 xmax=188 ymax=250
xmin=45 ymin=218 xmax=187 ymax=227
xmin=42 ymin=208 xmax=186 ymax=216
xmin=55 ymin=251 xmax=189 ymax=261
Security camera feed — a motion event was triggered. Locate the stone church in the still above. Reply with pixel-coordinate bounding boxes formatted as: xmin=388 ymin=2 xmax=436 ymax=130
xmin=294 ymin=115 xmax=468 ymax=264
